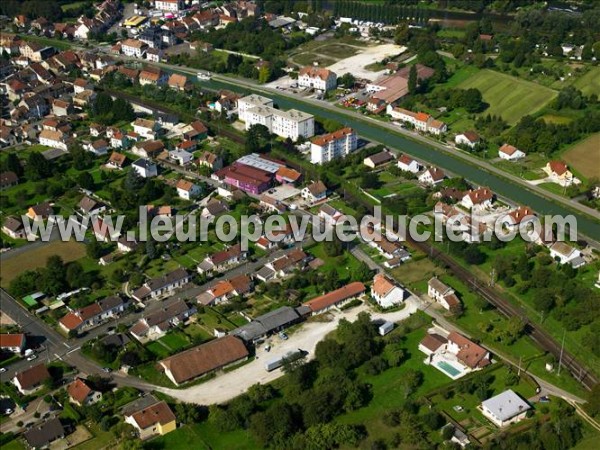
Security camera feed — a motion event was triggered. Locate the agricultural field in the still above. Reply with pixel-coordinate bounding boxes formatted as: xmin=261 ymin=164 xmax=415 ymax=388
xmin=0 ymin=240 xmax=86 ymax=287
xmin=572 ymin=66 xmax=600 ymax=96
xmin=456 ymin=69 xmax=557 ymax=124
xmin=561 ymin=133 xmax=600 ymax=179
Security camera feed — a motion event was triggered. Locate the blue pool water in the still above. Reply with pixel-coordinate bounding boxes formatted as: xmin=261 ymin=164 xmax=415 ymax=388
xmin=437 ymin=361 xmax=462 ymax=377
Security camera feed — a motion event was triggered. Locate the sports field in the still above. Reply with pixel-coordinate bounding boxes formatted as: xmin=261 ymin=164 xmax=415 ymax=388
xmin=561 ymin=133 xmax=600 ymax=179
xmin=457 ymin=69 xmax=556 ymax=124
xmin=0 ymin=240 xmax=86 ymax=287
xmin=572 ymin=66 xmax=600 ymax=96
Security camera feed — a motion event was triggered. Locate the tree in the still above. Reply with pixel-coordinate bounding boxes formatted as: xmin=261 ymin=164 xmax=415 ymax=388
xmin=87 ymin=240 xmax=103 ymax=259
xmin=360 ymin=172 xmax=380 ymax=189
xmin=408 ymin=64 xmax=418 ymax=95
xmin=6 ymin=153 xmax=23 ymax=177
xmin=258 ymin=65 xmax=271 ymax=84
xmin=41 ymin=255 xmax=67 ymax=295
xmin=65 ymin=262 xmax=86 ymax=288
xmin=112 ymin=98 xmax=135 ymax=122
xmin=26 ymin=152 xmax=52 ymax=180
xmin=77 ymin=172 xmax=95 ymax=190
xmin=338 ymin=72 xmax=356 ymax=88
xmin=92 ymin=92 xmax=114 ymax=118
xmin=585 ymin=383 xmax=600 ymax=417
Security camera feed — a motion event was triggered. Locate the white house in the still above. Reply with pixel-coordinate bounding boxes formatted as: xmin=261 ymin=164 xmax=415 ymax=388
xmin=318 ymin=204 xmax=344 ymax=226
xmin=39 ymin=129 xmax=67 ymax=151
xmin=549 ymin=242 xmax=586 ymax=268
xmin=67 ymin=378 xmax=102 ymax=407
xmin=154 ymin=0 xmax=184 ymax=12
xmin=169 ymin=149 xmax=193 ymax=166
xmin=397 ymin=154 xmax=422 ymax=173
xmin=120 ymin=39 xmax=147 ymax=58
xmin=418 ymin=167 xmax=446 ymax=186
xmin=176 ymin=179 xmax=201 ymax=200
xmin=0 ymin=334 xmax=26 ymax=353
xmin=455 ymin=131 xmax=480 ymax=148
xmin=498 ymin=143 xmax=526 ymax=161
xmin=132 ymin=118 xmax=159 ymax=140
xmin=481 ymin=390 xmax=531 ymax=427
xmin=301 ymin=180 xmax=328 ymax=203
xmin=310 ymin=127 xmax=357 ymax=164
xmin=461 ymin=187 xmax=494 ymax=209
xmin=86 ymin=139 xmax=108 ymax=156
xmin=428 ymin=277 xmax=461 ymax=311
xmin=298 ymin=66 xmax=337 ymax=92
xmin=371 ymin=273 xmax=405 ymax=308
xmin=132 ymin=158 xmax=158 ymax=178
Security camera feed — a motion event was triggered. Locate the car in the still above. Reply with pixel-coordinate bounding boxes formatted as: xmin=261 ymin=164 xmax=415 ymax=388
xmin=26 ymin=355 xmax=37 ymax=361
xmin=279 ymin=332 xmax=288 ymax=341
xmin=4 ymin=408 xmax=13 ymax=415
xmin=264 ymin=345 xmax=271 ymax=352
xmin=539 ymin=396 xmax=551 ymax=403
xmin=102 ymin=367 xmax=112 ymax=373
xmin=0 ymin=367 xmax=6 ymax=373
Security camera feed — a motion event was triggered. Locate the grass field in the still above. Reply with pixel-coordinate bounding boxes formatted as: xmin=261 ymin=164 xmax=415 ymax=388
xmin=291 ymin=52 xmax=336 ymax=67
xmin=572 ymin=66 xmax=600 ymax=96
xmin=456 ymin=69 xmax=557 ymax=124
xmin=0 ymin=240 xmax=86 ymax=287
xmin=561 ymin=133 xmax=600 ymax=179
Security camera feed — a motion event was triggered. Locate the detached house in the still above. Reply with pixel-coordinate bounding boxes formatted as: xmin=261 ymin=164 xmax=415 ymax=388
xmin=27 ymin=202 xmax=54 ymax=220
xmin=132 ymin=118 xmax=159 ymax=140
xmin=176 ymin=179 xmax=201 ymax=200
xmin=302 ymin=180 xmax=328 ymax=204
xmin=139 ymin=69 xmax=168 ymax=86
xmin=201 ymin=274 xmax=253 ymax=305
xmin=2 ymin=216 xmax=26 ymax=239
xmin=318 ymin=204 xmax=344 ymax=226
xmin=12 ymin=364 xmax=51 ymax=395
xmin=124 ymin=400 xmax=177 ymax=439
xmin=502 ymin=206 xmax=535 ymax=230
xmin=363 ymin=150 xmax=395 ymax=168
xmin=298 ymin=66 xmax=337 ymax=92
xmin=39 ymin=129 xmax=67 ymax=151
xmin=461 ymin=187 xmax=494 ymax=209
xmin=397 ymin=154 xmax=422 ymax=174
xmin=132 ymin=158 xmax=158 ymax=178
xmin=59 ymin=295 xmax=128 ymax=335
xmin=167 ymin=73 xmax=189 ymax=91
xmin=499 ymin=143 xmax=525 ymax=161
xmin=427 ymin=278 xmax=461 ymax=312
xmin=371 ymin=273 xmax=406 ymax=308
xmin=418 ymin=167 xmax=446 ymax=186
xmin=121 ymin=38 xmax=148 ymax=58
xmin=455 ymin=131 xmax=480 ymax=148
xmin=107 ymin=152 xmax=127 ymax=169
xmin=544 ymin=160 xmax=578 ymax=184
xmin=78 ymin=196 xmax=106 ymax=216
xmin=130 ymin=298 xmax=196 ymax=342
xmin=197 ymin=244 xmax=247 ymax=274
xmin=549 ymin=242 xmax=585 ymax=268
xmin=67 ymin=378 xmax=102 ymax=406
xmin=0 ymin=333 xmax=26 ymax=353
xmin=303 ymin=282 xmax=366 ymax=315
xmin=0 ymin=171 xmax=19 ymax=189
xmin=481 ymin=390 xmax=531 ymax=428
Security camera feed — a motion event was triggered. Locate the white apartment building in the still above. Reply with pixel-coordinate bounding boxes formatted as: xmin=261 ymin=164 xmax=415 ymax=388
xmin=298 ymin=66 xmax=337 ymax=92
xmin=310 ymin=127 xmax=357 ymax=164
xmin=120 ymin=39 xmax=147 ymax=58
xmin=237 ymin=94 xmax=273 ymax=122
xmin=238 ymin=95 xmax=314 ymax=141
xmin=154 ymin=0 xmax=184 ymax=12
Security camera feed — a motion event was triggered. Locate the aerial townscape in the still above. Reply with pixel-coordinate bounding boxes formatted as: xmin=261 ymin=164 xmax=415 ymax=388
xmin=1 ymin=0 xmax=600 ymax=449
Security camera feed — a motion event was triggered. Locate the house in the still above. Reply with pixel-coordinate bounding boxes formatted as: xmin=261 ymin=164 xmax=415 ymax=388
xmin=132 ymin=118 xmax=159 ymax=140
xmin=447 ymin=331 xmax=491 ymax=370
xmin=298 ymin=66 xmax=337 ymax=92
xmin=502 ymin=206 xmax=535 ymax=230
xmin=260 ymin=249 xmax=308 ymax=280
xmin=78 ymin=196 xmax=106 ymax=216
xmin=27 ymin=202 xmax=53 ymax=220
xmin=59 ymin=296 xmax=128 ymax=334
xmin=498 ymin=143 xmax=525 ymax=161
xmin=133 ymin=140 xmax=164 ymax=158
xmin=397 ymin=154 xmax=422 ymax=174
xmin=12 ymin=363 xmax=51 ymax=395
xmin=132 ymin=158 xmax=158 ymax=178
xmin=318 ymin=204 xmax=344 ymax=226
xmin=543 ymin=160 xmax=579 ymax=184
xmin=39 ymin=129 xmax=67 ymax=151
xmin=117 ymin=236 xmax=139 ymax=253
xmin=427 ymin=278 xmax=462 ymax=312
xmin=310 ymin=127 xmax=357 ymax=164
xmin=197 ymin=151 xmax=223 ymax=171
xmin=455 ymin=131 xmax=480 ymax=148
xmin=387 ymin=106 xmax=447 ymax=134
xmin=154 ymin=0 xmax=184 ymax=12
xmin=367 ymin=64 xmax=435 ymax=105
xmin=303 ymin=282 xmax=366 ymax=315
xmin=185 ymin=121 xmax=208 ymax=141
xmin=232 ymin=306 xmax=308 ymax=343
xmin=259 ymin=195 xmax=286 ymax=214
xmin=549 ymin=242 xmax=585 ymax=268
xmin=371 ymin=273 xmax=405 ymax=308
xmin=124 ymin=400 xmax=177 ymax=439
xmin=130 ymin=298 xmax=196 ymax=342
xmin=0 ymin=333 xmax=26 ymax=353
xmin=52 ymin=99 xmax=72 ymax=116
xmin=481 ymin=390 xmax=531 ymax=427
xmin=107 ymin=152 xmax=127 ymax=169
xmin=201 ymin=199 xmax=229 ymax=220
xmin=418 ymin=333 xmax=447 ymax=356
xmin=364 ymin=150 xmax=395 ymax=168
xmin=168 ymin=73 xmax=189 ymax=91
xmin=86 ymin=139 xmax=109 ymax=156
xmin=2 ymin=216 xmax=26 ymax=239
xmin=202 ymin=274 xmax=252 ymax=305
xmin=169 ymin=149 xmax=194 ymax=166
xmin=146 ymin=48 xmax=162 ymax=63
xmin=121 ymin=38 xmax=148 ymax=58
xmin=159 ymin=335 xmax=249 ymax=386
xmin=302 ymin=180 xmax=328 ymax=203
xmin=176 ymin=179 xmax=201 ymax=200
xmin=67 ymin=378 xmax=102 ymax=406
xmin=418 ymin=167 xmax=446 ymax=186
xmin=461 ymin=188 xmax=494 ymax=209
xmin=132 ymin=268 xmax=192 ymax=302
xmin=139 ymin=68 xmax=168 ymax=86
xmin=255 ymin=226 xmax=294 ymax=253
xmin=214 ymin=164 xmax=272 ymax=195
xmin=0 ymin=171 xmax=19 ymax=189
xmin=23 ymin=418 xmax=66 ymax=449
xmin=197 ymin=244 xmax=246 ymax=274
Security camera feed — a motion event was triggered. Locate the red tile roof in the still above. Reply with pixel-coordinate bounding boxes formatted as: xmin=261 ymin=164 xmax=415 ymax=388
xmin=67 ymin=378 xmax=93 ymax=403
xmin=0 ymin=333 xmax=25 ymax=349
xmin=304 ymin=282 xmax=366 ymax=313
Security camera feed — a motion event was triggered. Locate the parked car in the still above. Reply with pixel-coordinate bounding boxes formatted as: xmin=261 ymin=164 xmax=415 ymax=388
xmin=4 ymin=408 xmax=13 ymax=415
xmin=0 ymin=367 xmax=6 ymax=373
xmin=26 ymin=354 xmax=37 ymax=361
xmin=279 ymin=332 xmax=288 ymax=341
xmin=102 ymin=367 xmax=112 ymax=373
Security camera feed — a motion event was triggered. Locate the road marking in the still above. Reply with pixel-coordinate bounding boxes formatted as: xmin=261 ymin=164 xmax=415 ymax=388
xmin=63 ymin=342 xmax=71 ymax=349
xmin=66 ymin=347 xmax=81 ymax=355
xmin=54 ymin=354 xmax=63 ymax=360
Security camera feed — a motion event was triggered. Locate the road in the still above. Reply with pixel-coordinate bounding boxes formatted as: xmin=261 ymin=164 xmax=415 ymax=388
xmin=156 ymin=297 xmax=421 ymax=404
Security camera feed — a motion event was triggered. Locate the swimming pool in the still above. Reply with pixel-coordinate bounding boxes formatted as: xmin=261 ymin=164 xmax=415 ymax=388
xmin=437 ymin=361 xmax=462 ymax=377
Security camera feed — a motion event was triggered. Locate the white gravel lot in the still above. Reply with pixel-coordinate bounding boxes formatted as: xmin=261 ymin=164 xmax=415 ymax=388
xmin=325 ymin=43 xmax=407 ymax=81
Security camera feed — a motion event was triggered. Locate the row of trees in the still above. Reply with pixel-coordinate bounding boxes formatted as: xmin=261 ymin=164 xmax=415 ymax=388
xmin=90 ymin=92 xmax=135 ymax=125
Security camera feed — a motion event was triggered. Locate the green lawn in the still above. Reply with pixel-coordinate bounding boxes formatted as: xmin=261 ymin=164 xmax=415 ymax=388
xmin=71 ymin=423 xmax=116 ymax=450
xmin=144 ymin=422 xmax=259 ymax=450
xmin=456 ymin=69 xmax=557 ymax=124
xmin=572 ymin=66 xmax=600 ymax=96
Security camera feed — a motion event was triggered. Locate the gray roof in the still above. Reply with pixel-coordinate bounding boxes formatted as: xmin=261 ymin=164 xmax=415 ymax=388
xmin=121 ymin=394 xmax=160 ymax=416
xmin=255 ymin=266 xmax=275 ymax=280
xmin=481 ymin=389 xmax=530 ymax=422
xmin=23 ymin=418 xmax=65 ymax=448
xmin=232 ymin=306 xmax=303 ymax=341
